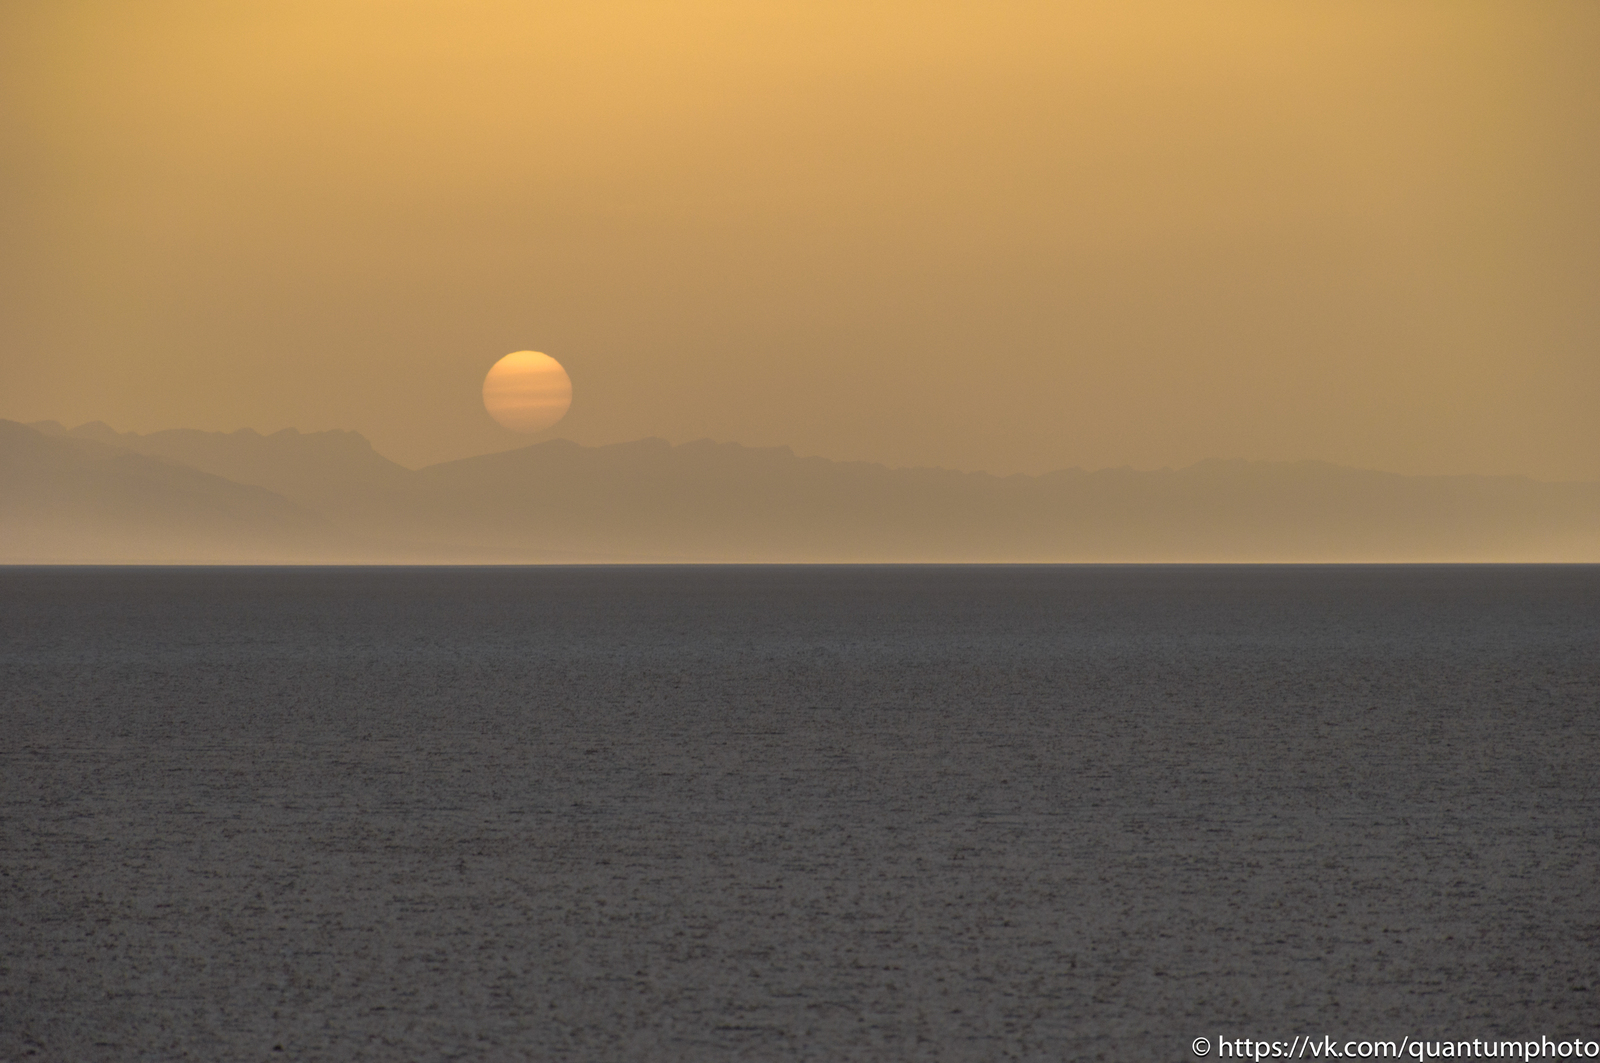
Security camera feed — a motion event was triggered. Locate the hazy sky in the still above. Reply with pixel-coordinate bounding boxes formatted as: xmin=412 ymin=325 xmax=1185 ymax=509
xmin=3 ymin=1 xmax=1597 ymax=477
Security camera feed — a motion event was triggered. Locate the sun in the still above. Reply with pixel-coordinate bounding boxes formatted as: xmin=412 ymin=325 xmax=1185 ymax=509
xmin=482 ymin=351 xmax=572 ymax=432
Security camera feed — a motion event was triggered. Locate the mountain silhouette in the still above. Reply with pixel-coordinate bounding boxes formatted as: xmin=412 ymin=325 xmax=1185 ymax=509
xmin=27 ymin=421 xmax=412 ymax=516
xmin=6 ymin=420 xmax=1598 ymax=562
xmin=2 ymin=421 xmax=335 ymax=562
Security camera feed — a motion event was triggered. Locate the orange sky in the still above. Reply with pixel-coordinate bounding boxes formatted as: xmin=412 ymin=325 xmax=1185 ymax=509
xmin=2 ymin=1 xmax=1597 ymax=478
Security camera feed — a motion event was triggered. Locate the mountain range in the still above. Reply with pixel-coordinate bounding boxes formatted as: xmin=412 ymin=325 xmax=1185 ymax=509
xmin=3 ymin=419 xmax=1597 ymax=563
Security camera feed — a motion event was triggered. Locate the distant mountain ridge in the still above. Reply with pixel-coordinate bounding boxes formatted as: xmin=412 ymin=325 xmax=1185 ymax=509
xmin=1 ymin=421 xmax=335 ymax=562
xmin=5 ymin=419 xmax=1598 ymax=562
xmin=26 ymin=420 xmax=412 ymax=512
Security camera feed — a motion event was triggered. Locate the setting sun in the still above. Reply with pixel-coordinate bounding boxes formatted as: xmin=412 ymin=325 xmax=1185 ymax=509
xmin=482 ymin=351 xmax=572 ymax=433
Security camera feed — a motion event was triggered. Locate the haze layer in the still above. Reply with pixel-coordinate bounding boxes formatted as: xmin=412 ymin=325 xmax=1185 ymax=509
xmin=2 ymin=2 xmax=1597 ymax=479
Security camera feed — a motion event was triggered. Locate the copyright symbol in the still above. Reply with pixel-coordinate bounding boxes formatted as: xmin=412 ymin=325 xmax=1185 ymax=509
xmin=1193 ymin=1037 xmax=1211 ymax=1056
